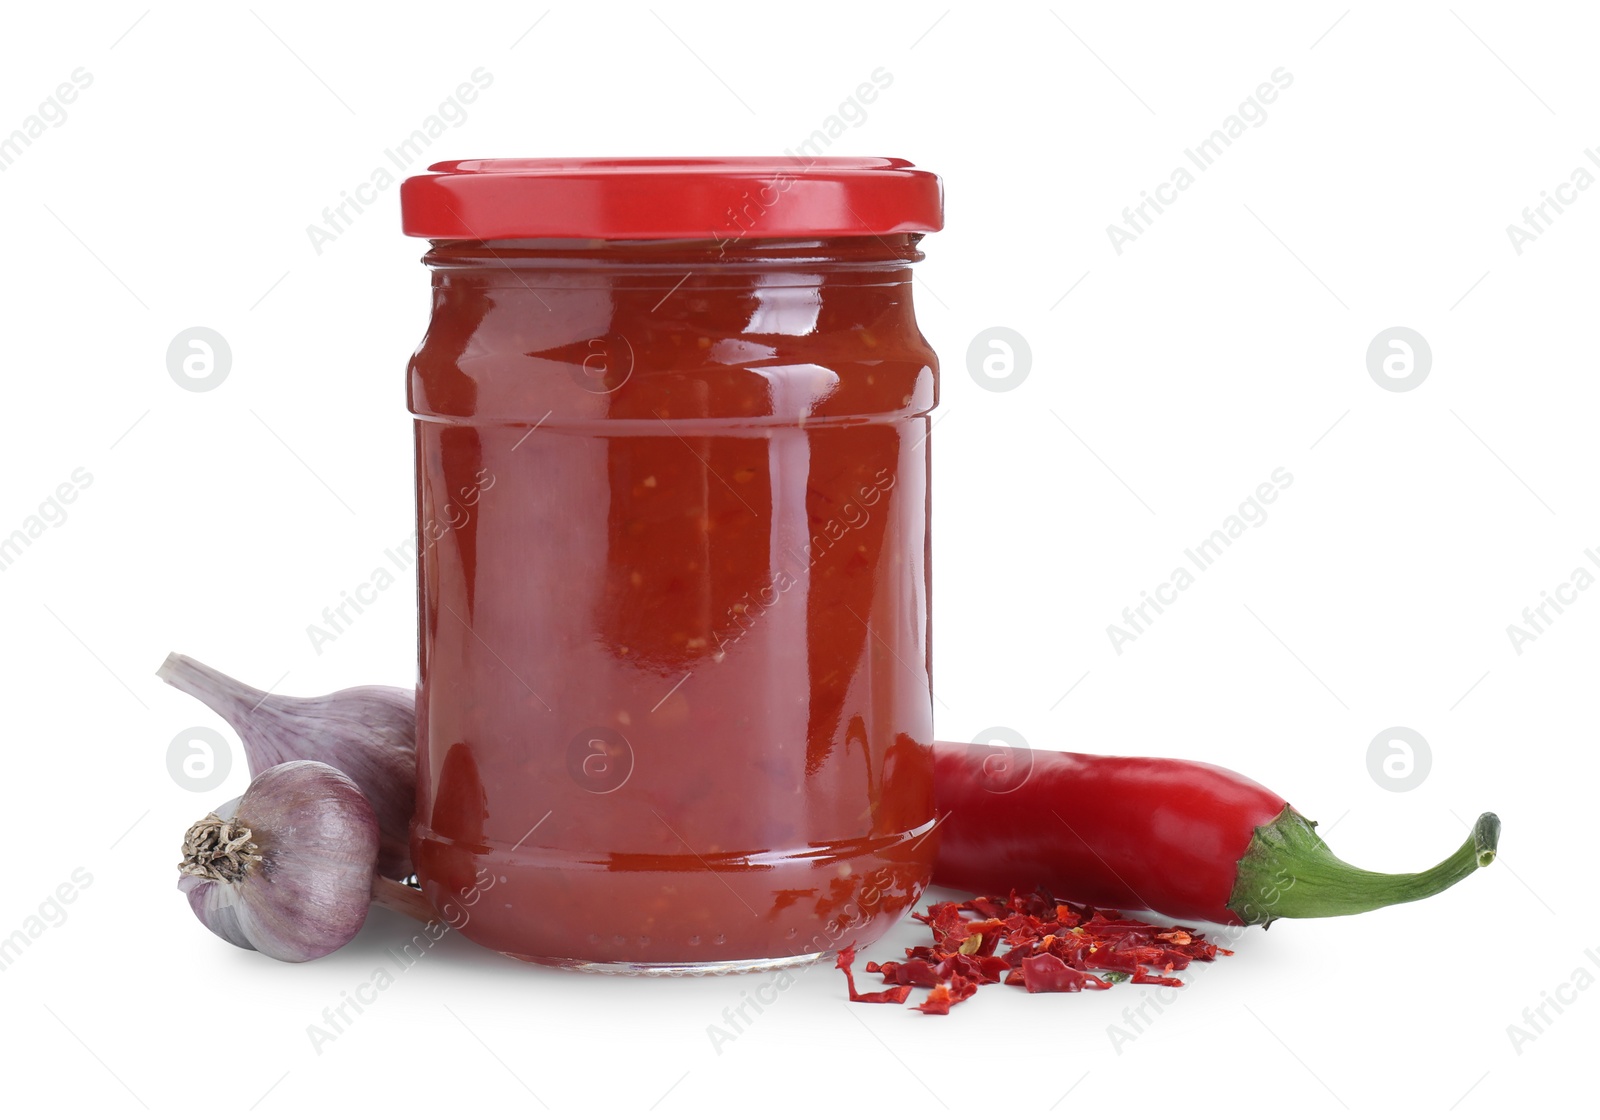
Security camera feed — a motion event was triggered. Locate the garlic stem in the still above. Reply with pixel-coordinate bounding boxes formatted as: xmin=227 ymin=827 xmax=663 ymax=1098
xmin=158 ymin=653 xmax=272 ymax=731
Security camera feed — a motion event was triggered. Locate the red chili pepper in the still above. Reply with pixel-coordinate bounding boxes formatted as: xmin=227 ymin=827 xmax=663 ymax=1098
xmin=931 ymin=741 xmax=1500 ymax=926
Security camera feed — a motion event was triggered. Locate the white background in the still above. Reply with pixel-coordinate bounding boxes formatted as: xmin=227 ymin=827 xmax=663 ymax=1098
xmin=1 ymin=2 xmax=1591 ymax=1114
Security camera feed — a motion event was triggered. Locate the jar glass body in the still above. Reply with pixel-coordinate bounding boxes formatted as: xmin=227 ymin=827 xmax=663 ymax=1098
xmin=408 ymin=235 xmax=937 ymax=972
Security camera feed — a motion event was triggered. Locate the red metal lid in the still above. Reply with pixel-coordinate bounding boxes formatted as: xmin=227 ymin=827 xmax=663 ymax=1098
xmin=401 ymin=157 xmax=943 ymax=241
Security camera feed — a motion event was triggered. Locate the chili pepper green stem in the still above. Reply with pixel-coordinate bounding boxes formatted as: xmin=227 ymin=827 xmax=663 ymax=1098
xmin=1228 ymin=807 xmax=1500 ymax=926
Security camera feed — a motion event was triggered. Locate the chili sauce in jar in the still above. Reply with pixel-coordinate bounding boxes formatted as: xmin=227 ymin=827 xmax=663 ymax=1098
xmin=401 ymin=158 xmax=942 ymax=973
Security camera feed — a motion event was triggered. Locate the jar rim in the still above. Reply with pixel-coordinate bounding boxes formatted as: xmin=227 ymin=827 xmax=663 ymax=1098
xmin=401 ymin=157 xmax=943 ymax=241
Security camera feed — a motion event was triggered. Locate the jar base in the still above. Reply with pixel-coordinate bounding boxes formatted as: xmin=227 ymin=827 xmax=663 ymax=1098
xmin=503 ymin=949 xmax=829 ymax=976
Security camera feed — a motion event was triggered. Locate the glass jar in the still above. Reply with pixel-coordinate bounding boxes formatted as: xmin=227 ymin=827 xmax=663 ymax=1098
xmin=400 ymin=158 xmax=943 ymax=973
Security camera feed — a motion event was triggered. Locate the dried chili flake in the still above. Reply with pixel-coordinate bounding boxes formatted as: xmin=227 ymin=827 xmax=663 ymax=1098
xmin=1020 ymin=953 xmax=1113 ymax=993
xmin=914 ymin=984 xmax=957 ymax=1015
xmin=836 ymin=944 xmax=911 ymax=1004
xmin=837 ymin=892 xmax=1233 ymax=1013
xmin=914 ymin=901 xmax=973 ymax=953
xmin=1128 ymin=964 xmax=1185 ymax=987
xmin=870 ymin=958 xmax=944 ymax=987
xmin=965 ymin=896 xmax=1008 ymax=920
xmin=912 ymin=975 xmax=978 ymax=1015
xmin=948 ymin=953 xmax=1008 ymax=984
xmin=1008 ymin=887 xmax=1060 ymax=918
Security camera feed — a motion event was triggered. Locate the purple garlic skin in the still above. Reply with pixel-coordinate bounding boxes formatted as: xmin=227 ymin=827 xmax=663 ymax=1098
xmin=180 ymin=760 xmax=380 ymax=963
xmin=158 ymin=653 xmax=415 ymax=878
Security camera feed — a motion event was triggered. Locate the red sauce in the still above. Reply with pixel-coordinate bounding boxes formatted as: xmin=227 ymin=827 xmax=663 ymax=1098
xmin=403 ymin=163 xmax=941 ymax=970
xmin=406 ymin=160 xmax=940 ymax=972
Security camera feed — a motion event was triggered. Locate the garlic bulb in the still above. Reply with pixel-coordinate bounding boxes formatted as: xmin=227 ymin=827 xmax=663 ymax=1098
xmin=158 ymin=653 xmax=415 ymax=878
xmin=179 ymin=760 xmax=380 ymax=963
